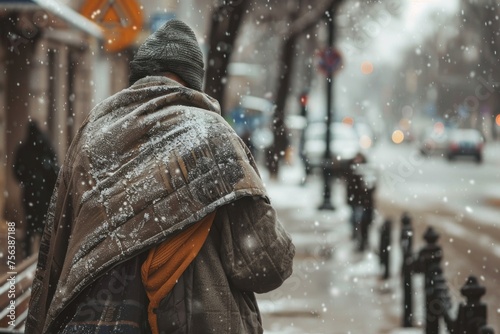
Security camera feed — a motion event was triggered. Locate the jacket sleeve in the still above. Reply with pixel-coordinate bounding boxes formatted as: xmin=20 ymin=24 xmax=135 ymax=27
xmin=216 ymin=196 xmax=295 ymax=294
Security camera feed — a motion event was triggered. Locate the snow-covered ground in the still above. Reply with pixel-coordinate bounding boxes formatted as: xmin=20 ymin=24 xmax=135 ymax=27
xmin=257 ymin=138 xmax=500 ymax=333
xmin=257 ymin=161 xmax=426 ymax=334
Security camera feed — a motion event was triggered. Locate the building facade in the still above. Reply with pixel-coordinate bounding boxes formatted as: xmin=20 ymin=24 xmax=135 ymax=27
xmin=0 ymin=0 xmax=135 ymax=255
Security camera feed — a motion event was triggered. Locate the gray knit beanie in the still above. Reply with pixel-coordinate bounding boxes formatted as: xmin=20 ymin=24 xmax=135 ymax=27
xmin=129 ymin=19 xmax=205 ymax=91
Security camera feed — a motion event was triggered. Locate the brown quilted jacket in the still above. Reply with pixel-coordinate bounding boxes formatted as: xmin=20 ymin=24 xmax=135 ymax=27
xmin=25 ymin=76 xmax=294 ymax=334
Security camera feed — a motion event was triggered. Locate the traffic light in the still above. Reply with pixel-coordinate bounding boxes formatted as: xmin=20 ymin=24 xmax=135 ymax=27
xmin=299 ymin=91 xmax=308 ymax=118
xmin=299 ymin=92 xmax=308 ymax=108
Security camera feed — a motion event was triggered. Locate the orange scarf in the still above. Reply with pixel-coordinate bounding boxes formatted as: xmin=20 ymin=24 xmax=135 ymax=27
xmin=141 ymin=212 xmax=216 ymax=334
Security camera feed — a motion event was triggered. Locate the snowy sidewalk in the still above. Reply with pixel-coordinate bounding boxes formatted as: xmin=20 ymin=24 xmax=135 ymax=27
xmin=256 ymin=164 xmax=423 ymax=334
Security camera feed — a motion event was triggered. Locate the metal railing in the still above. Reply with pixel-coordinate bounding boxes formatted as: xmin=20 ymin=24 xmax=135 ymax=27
xmin=0 ymin=254 xmax=37 ymax=333
xmin=398 ymin=213 xmax=495 ymax=334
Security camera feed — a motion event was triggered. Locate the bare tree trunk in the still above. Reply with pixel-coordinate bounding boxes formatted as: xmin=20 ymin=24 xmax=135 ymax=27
xmin=204 ymin=1 xmax=248 ymax=117
xmin=267 ymin=0 xmax=343 ymax=178
xmin=266 ymin=35 xmax=296 ymax=178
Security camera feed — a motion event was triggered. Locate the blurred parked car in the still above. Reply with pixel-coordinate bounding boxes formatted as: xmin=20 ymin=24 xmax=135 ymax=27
xmin=446 ymin=128 xmax=484 ymax=163
xmin=302 ymin=122 xmax=366 ymax=175
xmin=419 ymin=128 xmax=449 ymax=156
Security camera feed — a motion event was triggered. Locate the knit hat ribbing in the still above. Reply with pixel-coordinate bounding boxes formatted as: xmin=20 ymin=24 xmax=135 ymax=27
xmin=129 ymin=19 xmax=205 ymax=91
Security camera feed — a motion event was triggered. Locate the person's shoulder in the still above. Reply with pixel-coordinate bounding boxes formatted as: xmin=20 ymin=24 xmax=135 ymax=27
xmin=179 ymin=107 xmax=240 ymax=147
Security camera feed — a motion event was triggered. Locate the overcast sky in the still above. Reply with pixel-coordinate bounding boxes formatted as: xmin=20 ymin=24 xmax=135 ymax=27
xmin=372 ymin=0 xmax=460 ymax=65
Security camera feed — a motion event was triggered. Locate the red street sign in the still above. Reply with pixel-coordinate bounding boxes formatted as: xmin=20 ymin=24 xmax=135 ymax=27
xmin=317 ymin=48 xmax=343 ymax=76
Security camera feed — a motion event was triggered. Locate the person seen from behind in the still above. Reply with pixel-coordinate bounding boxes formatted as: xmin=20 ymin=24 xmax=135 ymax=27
xmin=25 ymin=19 xmax=295 ymax=334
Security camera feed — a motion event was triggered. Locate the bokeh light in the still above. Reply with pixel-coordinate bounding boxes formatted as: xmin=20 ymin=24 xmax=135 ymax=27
xmin=496 ymin=114 xmax=500 ymax=126
xmin=433 ymin=121 xmax=445 ymax=134
xmin=342 ymin=116 xmax=354 ymax=126
xmin=361 ymin=61 xmax=374 ymax=74
xmin=359 ymin=135 xmax=373 ymax=149
xmin=399 ymin=118 xmax=411 ymax=130
xmin=392 ymin=130 xmax=405 ymax=144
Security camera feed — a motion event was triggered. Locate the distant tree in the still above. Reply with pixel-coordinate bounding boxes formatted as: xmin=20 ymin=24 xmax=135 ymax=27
xmin=204 ymin=0 xmax=345 ymax=177
xmin=204 ymin=0 xmax=406 ymax=177
xmin=462 ymin=0 xmax=500 ymax=71
xmin=431 ymin=0 xmax=500 ymax=134
xmin=265 ymin=0 xmax=345 ymax=178
xmin=462 ymin=0 xmax=500 ymax=137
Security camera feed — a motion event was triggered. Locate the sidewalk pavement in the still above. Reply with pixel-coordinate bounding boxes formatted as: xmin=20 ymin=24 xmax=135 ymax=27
xmin=256 ymin=164 xmax=424 ymax=334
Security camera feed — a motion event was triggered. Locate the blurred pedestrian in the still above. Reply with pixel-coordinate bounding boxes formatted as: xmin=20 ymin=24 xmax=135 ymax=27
xmin=13 ymin=120 xmax=58 ymax=256
xmin=345 ymin=154 xmax=374 ymax=251
xmin=26 ymin=19 xmax=294 ymax=334
xmin=346 ymin=170 xmax=363 ymax=239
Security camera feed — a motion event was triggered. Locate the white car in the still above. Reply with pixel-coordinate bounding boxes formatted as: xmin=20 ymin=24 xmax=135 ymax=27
xmin=302 ymin=122 xmax=366 ymax=175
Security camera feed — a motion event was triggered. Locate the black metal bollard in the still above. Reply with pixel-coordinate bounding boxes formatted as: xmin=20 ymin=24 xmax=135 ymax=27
xmin=400 ymin=212 xmax=414 ymax=327
xmin=434 ymin=268 xmax=453 ymax=329
xmin=417 ymin=227 xmax=443 ymax=334
xmin=346 ymin=170 xmax=363 ymax=240
xmin=379 ymin=218 xmax=392 ymax=280
xmin=456 ymin=276 xmax=487 ymax=334
xmin=398 ymin=221 xmax=493 ymax=334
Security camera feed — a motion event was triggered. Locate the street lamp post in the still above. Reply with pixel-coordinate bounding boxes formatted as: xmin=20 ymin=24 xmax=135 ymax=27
xmin=319 ymin=6 xmax=336 ymax=210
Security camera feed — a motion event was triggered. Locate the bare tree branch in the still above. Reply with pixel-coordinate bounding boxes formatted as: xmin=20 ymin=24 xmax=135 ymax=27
xmin=283 ymin=0 xmax=343 ymax=37
xmin=258 ymin=0 xmax=343 ymax=37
